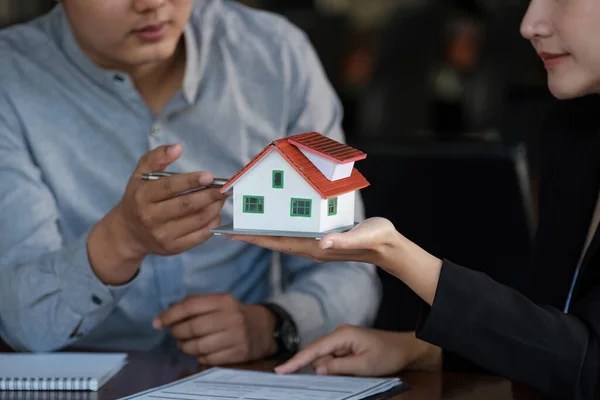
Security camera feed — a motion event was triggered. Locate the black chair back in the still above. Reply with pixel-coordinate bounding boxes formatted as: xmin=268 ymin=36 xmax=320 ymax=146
xmin=353 ymin=140 xmax=535 ymax=330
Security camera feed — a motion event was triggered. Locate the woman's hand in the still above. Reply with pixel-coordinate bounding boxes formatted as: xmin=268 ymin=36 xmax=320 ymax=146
xmin=227 ymin=217 xmax=402 ymax=271
xmin=227 ymin=217 xmax=443 ymax=305
xmin=274 ymin=325 xmax=442 ymax=376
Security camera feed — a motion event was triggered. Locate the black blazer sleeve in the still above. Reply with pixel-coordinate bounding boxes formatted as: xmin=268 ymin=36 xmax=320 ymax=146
xmin=415 ymin=259 xmax=600 ymax=399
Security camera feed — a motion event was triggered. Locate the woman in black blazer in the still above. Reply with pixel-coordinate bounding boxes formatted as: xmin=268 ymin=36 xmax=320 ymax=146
xmin=229 ymin=1 xmax=600 ymax=398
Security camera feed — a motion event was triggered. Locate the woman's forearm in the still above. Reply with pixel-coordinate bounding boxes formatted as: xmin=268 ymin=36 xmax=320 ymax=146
xmin=377 ymin=231 xmax=443 ymax=306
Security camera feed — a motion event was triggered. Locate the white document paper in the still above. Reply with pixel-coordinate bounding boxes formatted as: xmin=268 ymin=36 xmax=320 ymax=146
xmin=119 ymin=367 xmax=403 ymax=400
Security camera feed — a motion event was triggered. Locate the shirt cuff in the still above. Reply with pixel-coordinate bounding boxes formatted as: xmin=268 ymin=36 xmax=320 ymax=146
xmin=265 ymin=291 xmax=325 ymax=348
xmin=55 ymin=229 xmax=139 ymax=317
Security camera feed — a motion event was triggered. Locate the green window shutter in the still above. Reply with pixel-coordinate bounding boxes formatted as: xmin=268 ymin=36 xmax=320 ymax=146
xmin=243 ymin=195 xmax=265 ymax=214
xmin=290 ymin=198 xmax=312 ymax=217
xmin=272 ymin=170 xmax=284 ymax=188
xmin=328 ymin=197 xmax=338 ymax=216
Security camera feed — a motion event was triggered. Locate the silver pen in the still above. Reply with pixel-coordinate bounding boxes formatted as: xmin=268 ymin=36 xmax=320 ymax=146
xmin=141 ymin=172 xmax=228 ymax=189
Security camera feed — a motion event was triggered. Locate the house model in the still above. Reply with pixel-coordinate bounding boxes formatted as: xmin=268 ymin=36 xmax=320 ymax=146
xmin=214 ymin=132 xmax=370 ymax=237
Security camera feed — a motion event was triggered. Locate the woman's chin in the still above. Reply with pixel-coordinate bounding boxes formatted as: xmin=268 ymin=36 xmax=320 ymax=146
xmin=547 ymin=77 xmax=595 ymax=100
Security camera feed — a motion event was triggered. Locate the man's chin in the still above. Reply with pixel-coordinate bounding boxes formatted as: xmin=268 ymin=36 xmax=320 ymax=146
xmin=123 ymin=43 xmax=181 ymax=66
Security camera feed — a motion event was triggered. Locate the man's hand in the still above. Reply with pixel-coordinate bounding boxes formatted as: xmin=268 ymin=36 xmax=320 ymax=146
xmin=88 ymin=144 xmax=230 ymax=285
xmin=275 ymin=325 xmax=441 ymax=376
xmin=153 ymin=294 xmax=278 ymax=365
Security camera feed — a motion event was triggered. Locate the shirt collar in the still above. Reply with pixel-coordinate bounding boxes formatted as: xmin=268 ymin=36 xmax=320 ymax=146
xmin=182 ymin=22 xmax=201 ymax=105
xmin=56 ymin=3 xmax=204 ymax=105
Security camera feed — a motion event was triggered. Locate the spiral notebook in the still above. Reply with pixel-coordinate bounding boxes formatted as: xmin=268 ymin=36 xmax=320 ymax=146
xmin=0 ymin=353 xmax=127 ymax=391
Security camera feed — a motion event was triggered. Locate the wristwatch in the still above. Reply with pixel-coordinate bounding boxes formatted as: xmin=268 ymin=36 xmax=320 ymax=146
xmin=262 ymin=302 xmax=300 ymax=357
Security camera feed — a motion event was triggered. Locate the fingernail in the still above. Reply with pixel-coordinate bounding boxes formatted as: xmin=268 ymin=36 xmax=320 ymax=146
xmin=167 ymin=144 xmax=179 ymax=156
xmin=152 ymin=318 xmax=162 ymax=330
xmin=199 ymin=174 xmax=214 ymax=186
xmin=321 ymin=240 xmax=333 ymax=250
xmin=316 ymin=366 xmax=328 ymax=375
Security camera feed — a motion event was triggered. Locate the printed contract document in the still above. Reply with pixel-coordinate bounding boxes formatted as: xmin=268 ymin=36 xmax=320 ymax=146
xmin=120 ymin=367 xmax=407 ymax=400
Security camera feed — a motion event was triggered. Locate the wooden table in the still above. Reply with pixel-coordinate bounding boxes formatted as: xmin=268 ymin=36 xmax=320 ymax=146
xmin=87 ymin=351 xmax=545 ymax=400
xmin=0 ymin=342 xmax=547 ymax=400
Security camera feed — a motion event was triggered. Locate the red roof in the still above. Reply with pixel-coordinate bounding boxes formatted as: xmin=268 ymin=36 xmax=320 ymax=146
xmin=220 ymin=132 xmax=369 ymax=199
xmin=288 ymin=132 xmax=367 ymax=164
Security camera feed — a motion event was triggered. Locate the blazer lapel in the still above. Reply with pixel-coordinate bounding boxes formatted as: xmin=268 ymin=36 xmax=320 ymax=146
xmin=561 ymin=108 xmax=600 ymax=307
xmin=525 ymin=96 xmax=600 ymax=307
xmin=573 ymin=222 xmax=600 ymax=304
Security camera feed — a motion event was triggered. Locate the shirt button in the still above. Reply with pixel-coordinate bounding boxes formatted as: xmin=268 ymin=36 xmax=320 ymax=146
xmin=150 ymin=125 xmax=161 ymax=138
xmin=91 ymin=295 xmax=103 ymax=305
xmin=113 ymin=74 xmax=126 ymax=84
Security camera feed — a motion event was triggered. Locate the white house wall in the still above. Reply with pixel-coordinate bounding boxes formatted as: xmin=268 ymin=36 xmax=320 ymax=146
xmin=331 ymin=163 xmax=354 ymax=181
xmin=298 ymin=148 xmax=354 ymax=181
xmin=232 ymin=150 xmax=321 ymax=232
xmin=319 ymin=191 xmax=355 ymax=232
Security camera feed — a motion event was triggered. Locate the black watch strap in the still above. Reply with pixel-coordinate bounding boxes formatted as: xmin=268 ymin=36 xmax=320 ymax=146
xmin=262 ymin=302 xmax=300 ymax=356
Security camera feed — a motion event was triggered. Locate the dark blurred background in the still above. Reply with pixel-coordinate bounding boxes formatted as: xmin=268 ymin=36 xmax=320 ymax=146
xmin=0 ymin=0 xmax=556 ymax=332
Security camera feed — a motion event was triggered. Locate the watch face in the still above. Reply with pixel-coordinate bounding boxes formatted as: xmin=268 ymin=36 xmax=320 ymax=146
xmin=280 ymin=320 xmax=300 ymax=352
